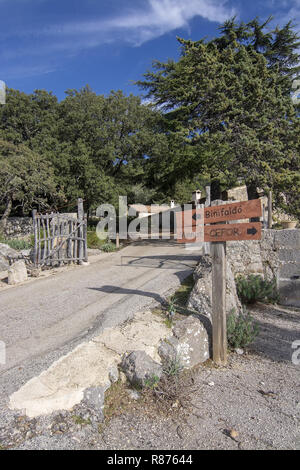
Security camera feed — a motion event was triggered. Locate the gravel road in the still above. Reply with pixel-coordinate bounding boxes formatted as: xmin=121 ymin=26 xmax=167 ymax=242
xmin=1 ymin=303 xmax=299 ymax=450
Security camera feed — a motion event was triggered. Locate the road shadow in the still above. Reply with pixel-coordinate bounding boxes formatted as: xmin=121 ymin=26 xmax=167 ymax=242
xmin=248 ymin=305 xmax=300 ymax=363
xmin=120 ymin=254 xmax=200 ymax=270
xmin=88 ymin=267 xmax=213 ymax=355
xmin=89 ymin=284 xmax=168 ymax=307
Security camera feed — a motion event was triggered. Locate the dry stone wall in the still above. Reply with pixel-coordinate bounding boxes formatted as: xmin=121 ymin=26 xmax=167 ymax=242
xmin=2 ymin=217 xmax=33 ymax=239
xmin=189 ymin=229 xmax=300 ymax=311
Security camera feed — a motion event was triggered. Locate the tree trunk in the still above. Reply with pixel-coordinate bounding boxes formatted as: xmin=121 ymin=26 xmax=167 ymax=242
xmin=0 ymin=196 xmax=13 ymax=232
xmin=211 ymin=179 xmax=221 ymax=201
xmin=246 ymin=182 xmax=259 ymax=200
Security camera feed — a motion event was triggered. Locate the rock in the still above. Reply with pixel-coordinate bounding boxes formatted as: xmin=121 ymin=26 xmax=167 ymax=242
xmin=229 ymin=429 xmax=239 ymax=440
xmin=158 ymin=337 xmax=179 ymax=364
xmin=0 ymin=259 xmax=8 ymax=271
xmin=126 ymin=389 xmax=141 ymax=400
xmin=28 ymin=267 xmax=41 ymax=278
xmin=188 ymin=255 xmax=242 ymax=319
xmin=8 ymin=260 xmax=28 ymax=285
xmin=235 ymin=348 xmax=244 ymax=355
xmin=20 ymin=249 xmax=31 ymax=257
xmin=121 ymin=350 xmax=162 ymax=388
xmin=0 ymin=243 xmax=19 ymax=270
xmin=159 ymin=316 xmax=210 ymax=369
xmin=119 ymin=371 xmax=128 ymax=384
xmin=108 ymin=364 xmax=119 ymax=384
xmin=208 ymin=381 xmax=215 ymax=387
xmin=82 ymin=386 xmax=105 ymax=419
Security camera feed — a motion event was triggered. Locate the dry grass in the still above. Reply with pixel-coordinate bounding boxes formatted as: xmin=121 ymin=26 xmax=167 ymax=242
xmin=102 ymin=381 xmax=133 ymax=423
xmin=141 ymin=369 xmax=198 ymax=418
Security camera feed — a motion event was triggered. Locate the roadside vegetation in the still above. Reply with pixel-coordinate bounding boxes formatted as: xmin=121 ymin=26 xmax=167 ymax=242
xmin=236 ymin=274 xmax=279 ymax=304
xmin=227 ymin=309 xmax=259 ymax=350
xmin=0 ymin=233 xmax=33 ymax=250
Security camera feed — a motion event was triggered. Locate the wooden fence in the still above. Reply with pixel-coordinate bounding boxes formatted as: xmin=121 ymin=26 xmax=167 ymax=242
xmin=32 ymin=198 xmax=87 ymax=267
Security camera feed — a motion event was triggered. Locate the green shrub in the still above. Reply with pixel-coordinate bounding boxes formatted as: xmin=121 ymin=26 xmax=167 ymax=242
xmin=87 ymin=231 xmax=106 ymax=249
xmin=144 ymin=375 xmax=160 ymax=389
xmin=0 ymin=235 xmax=33 ymax=251
xmin=227 ymin=310 xmax=259 ymax=349
xmin=101 ymin=241 xmax=117 ymax=252
xmin=236 ymin=274 xmax=278 ymax=304
xmin=170 ymin=274 xmax=194 ymax=307
xmin=163 ymin=357 xmax=183 ymax=377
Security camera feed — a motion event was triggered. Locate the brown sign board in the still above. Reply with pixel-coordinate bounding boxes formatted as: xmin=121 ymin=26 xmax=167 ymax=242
xmin=178 ymin=199 xmax=262 ymax=227
xmin=177 ymin=222 xmax=262 ymax=243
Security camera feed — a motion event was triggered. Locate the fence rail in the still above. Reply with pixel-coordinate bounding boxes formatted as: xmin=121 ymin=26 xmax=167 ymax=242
xmin=32 ymin=198 xmax=87 ymax=267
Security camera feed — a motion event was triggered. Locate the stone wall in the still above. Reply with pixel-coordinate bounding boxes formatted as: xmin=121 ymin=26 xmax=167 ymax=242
xmin=189 ymin=229 xmax=300 ymax=312
xmin=226 ymin=229 xmax=300 ymax=307
xmin=2 ymin=217 xmax=33 ymax=239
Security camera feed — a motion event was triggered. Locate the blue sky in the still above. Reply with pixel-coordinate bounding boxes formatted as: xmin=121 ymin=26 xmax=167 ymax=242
xmin=0 ymin=0 xmax=299 ymax=100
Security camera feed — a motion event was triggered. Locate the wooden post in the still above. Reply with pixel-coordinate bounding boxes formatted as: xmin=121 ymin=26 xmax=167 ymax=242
xmin=211 ymin=240 xmax=227 ymax=365
xmin=268 ymin=191 xmax=272 ymax=229
xmin=205 ymin=185 xmax=211 ymax=207
xmin=32 ymin=210 xmax=38 ymax=267
xmin=83 ymin=214 xmax=88 ymax=262
xmin=211 ymin=200 xmax=227 ymax=366
xmin=78 ymin=198 xmax=84 ymax=264
xmin=204 ymin=186 xmax=211 ymax=255
xmin=116 ymin=232 xmax=120 ymax=249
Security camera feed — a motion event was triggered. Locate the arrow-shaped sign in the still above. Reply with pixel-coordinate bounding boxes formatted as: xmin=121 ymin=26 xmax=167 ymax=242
xmin=177 ymin=222 xmax=262 ymax=243
xmin=247 ymin=227 xmax=257 ymax=236
xmin=192 ymin=213 xmax=202 ymax=221
xmin=181 ymin=199 xmax=262 ymax=228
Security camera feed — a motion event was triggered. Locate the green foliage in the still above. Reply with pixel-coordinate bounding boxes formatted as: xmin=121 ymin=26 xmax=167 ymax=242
xmin=101 ymin=241 xmax=117 ymax=253
xmin=236 ymin=274 xmax=278 ymax=304
xmin=168 ymin=300 xmax=176 ymax=315
xmin=163 ymin=357 xmax=183 ymax=377
xmin=214 ymin=17 xmax=300 ymax=94
xmin=137 ymin=19 xmax=300 ymax=214
xmin=0 ymin=17 xmax=299 ymax=218
xmin=0 ymin=86 xmax=166 ymax=215
xmin=87 ymin=231 xmax=117 ymax=252
xmin=170 ymin=274 xmax=194 ymax=307
xmin=227 ymin=310 xmax=259 ymax=349
xmin=144 ymin=375 xmax=160 ymax=389
xmin=0 ymin=237 xmax=33 ymax=251
xmin=0 ymin=139 xmax=60 ymax=228
xmin=87 ymin=231 xmax=107 ymax=249
xmin=72 ymin=415 xmax=91 ymax=426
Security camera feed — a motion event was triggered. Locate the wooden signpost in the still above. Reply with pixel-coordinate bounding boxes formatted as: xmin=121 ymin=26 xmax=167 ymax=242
xmin=177 ymin=222 xmax=261 ymax=243
xmin=176 ymin=199 xmax=262 ymax=366
xmin=176 ymin=199 xmax=262 ymax=228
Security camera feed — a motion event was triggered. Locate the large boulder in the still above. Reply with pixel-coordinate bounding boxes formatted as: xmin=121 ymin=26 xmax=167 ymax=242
xmin=121 ymin=350 xmax=162 ymax=388
xmin=8 ymin=259 xmax=28 ymax=285
xmin=82 ymin=386 xmax=105 ymax=420
xmin=0 ymin=243 xmax=19 ymax=271
xmin=159 ymin=316 xmax=209 ymax=368
xmin=188 ymin=255 xmax=242 ymax=320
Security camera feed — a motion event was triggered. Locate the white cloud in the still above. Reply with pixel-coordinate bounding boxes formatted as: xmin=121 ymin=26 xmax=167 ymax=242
xmin=268 ymin=0 xmax=300 ymax=25
xmin=46 ymin=0 xmax=236 ymax=46
xmin=0 ymin=0 xmax=236 ymax=79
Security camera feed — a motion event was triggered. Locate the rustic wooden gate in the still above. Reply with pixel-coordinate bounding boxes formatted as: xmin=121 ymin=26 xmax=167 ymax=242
xmin=32 ymin=198 xmax=88 ymax=267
